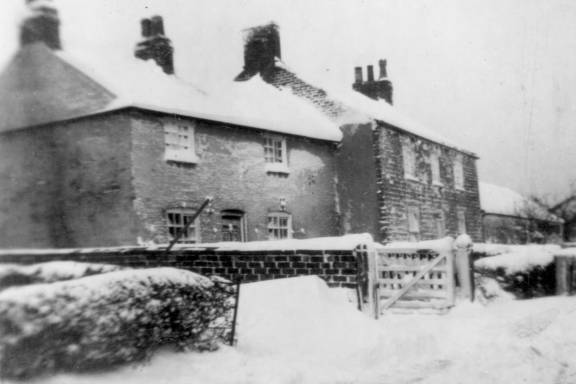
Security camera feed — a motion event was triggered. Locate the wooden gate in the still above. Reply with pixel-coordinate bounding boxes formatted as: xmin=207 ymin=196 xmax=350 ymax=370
xmin=355 ymin=244 xmax=456 ymax=317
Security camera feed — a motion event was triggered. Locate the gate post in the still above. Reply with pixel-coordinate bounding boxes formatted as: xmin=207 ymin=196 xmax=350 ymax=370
xmin=454 ymin=234 xmax=474 ymax=302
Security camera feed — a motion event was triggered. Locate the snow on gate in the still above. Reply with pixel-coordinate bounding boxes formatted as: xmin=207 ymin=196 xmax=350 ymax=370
xmin=356 ymin=237 xmax=463 ymax=317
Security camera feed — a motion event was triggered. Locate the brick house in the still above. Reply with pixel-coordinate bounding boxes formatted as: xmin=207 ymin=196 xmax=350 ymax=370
xmin=0 ymin=1 xmax=482 ymax=248
xmin=551 ymin=196 xmax=576 ymax=242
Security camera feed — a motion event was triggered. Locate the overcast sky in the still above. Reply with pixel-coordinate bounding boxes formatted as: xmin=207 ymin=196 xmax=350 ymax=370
xmin=1 ymin=0 xmax=575 ymax=201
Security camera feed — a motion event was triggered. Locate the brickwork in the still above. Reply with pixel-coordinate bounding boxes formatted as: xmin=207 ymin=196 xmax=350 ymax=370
xmin=0 ymin=247 xmax=360 ymax=288
xmin=129 ymin=109 xmax=341 ymax=244
xmin=373 ymin=123 xmax=483 ymax=242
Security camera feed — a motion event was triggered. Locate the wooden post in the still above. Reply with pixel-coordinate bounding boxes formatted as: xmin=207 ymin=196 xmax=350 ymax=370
xmin=555 ymin=255 xmax=571 ymax=296
xmin=368 ymin=244 xmax=379 ymax=319
xmin=454 ymin=234 xmax=474 ymax=302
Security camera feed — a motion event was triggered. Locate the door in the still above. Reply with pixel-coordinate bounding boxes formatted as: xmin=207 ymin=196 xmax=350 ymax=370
xmin=221 ymin=210 xmax=246 ymax=242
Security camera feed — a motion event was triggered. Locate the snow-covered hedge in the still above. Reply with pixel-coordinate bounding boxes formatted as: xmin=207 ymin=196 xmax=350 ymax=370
xmin=0 ymin=268 xmax=236 ymax=379
xmin=0 ymin=261 xmax=124 ymax=291
xmin=473 ymin=244 xmax=560 ymax=300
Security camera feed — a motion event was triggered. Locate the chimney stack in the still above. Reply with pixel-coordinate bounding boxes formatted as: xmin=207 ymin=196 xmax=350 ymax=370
xmin=378 ymin=59 xmax=388 ymax=79
xmin=235 ymin=22 xmax=281 ymax=81
xmin=20 ymin=0 xmax=62 ymax=50
xmin=354 ymin=67 xmax=363 ymax=84
xmin=135 ymin=15 xmax=175 ymax=75
xmin=352 ymin=59 xmax=394 ymax=105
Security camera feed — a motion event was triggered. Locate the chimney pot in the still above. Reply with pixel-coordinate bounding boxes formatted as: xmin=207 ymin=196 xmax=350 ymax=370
xmin=354 ymin=67 xmax=363 ymax=84
xmin=379 ymin=59 xmax=388 ymax=79
xmin=151 ymin=15 xmax=165 ymax=36
xmin=367 ymin=65 xmax=374 ymax=82
xmin=141 ymin=18 xmax=152 ymax=38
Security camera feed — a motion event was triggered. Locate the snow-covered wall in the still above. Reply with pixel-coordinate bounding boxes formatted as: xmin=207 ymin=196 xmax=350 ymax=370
xmin=0 ymin=245 xmax=362 ymax=288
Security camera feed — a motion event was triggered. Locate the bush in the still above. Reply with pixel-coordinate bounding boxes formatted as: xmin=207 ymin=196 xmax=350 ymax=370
xmin=475 ymin=263 xmax=556 ymax=300
xmin=0 ymin=268 xmax=236 ymax=379
xmin=0 ymin=261 xmax=124 ymax=291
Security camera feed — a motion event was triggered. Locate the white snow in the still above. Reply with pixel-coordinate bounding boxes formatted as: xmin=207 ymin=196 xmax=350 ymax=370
xmin=384 ymin=236 xmax=454 ymax=253
xmin=479 ymin=182 xmax=561 ymax=221
xmin=555 ymin=247 xmax=576 ymax=257
xmin=176 ymin=233 xmax=376 ymax=251
xmin=474 ymin=244 xmax=561 ymax=273
xmin=55 ymin=50 xmax=342 ymax=142
xmin=14 ymin=275 xmax=576 ymax=384
xmin=0 ymin=267 xmax=212 ymax=305
xmin=0 ymin=261 xmax=122 ymax=284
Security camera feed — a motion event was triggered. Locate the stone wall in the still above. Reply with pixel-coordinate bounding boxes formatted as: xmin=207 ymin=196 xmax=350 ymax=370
xmin=0 ymin=246 xmax=360 ymax=288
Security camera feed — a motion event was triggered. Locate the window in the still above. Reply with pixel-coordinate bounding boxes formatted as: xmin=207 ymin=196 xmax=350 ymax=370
xmin=166 ymin=209 xmax=200 ymax=243
xmin=407 ymin=206 xmax=421 ymax=241
xmin=267 ymin=212 xmax=292 ymax=240
xmin=430 ymin=151 xmax=441 ymax=185
xmin=453 ymin=154 xmax=464 ymax=190
xmin=457 ymin=208 xmax=467 ymax=234
xmin=221 ymin=210 xmax=247 ymax=242
xmin=402 ymin=140 xmax=417 ymax=179
xmin=164 ymin=123 xmax=198 ymax=163
xmin=434 ymin=210 xmax=445 ymax=238
xmin=264 ymin=135 xmax=289 ymax=174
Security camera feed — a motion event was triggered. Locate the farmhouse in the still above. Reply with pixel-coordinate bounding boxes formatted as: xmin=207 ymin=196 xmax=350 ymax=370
xmin=0 ymin=0 xmax=482 ymax=248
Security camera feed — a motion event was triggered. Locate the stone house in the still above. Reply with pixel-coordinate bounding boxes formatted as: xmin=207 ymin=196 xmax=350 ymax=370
xmin=0 ymin=1 xmax=482 ymax=248
xmin=480 ymin=182 xmax=563 ymax=244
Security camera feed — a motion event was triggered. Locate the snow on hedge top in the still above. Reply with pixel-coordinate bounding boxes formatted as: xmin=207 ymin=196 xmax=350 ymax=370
xmin=55 ymin=51 xmax=342 ymax=142
xmin=0 ymin=267 xmax=212 ymax=305
xmin=474 ymin=244 xmax=561 ymax=273
xmin=555 ymin=248 xmax=576 ymax=257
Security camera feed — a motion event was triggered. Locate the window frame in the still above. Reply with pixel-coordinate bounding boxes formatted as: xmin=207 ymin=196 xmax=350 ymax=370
xmin=407 ymin=205 xmax=421 ymax=241
xmin=264 ymin=134 xmax=289 ymax=174
xmin=434 ymin=210 xmax=446 ymax=238
xmin=267 ymin=212 xmax=292 ymax=240
xmin=402 ymin=139 xmax=417 ymax=180
xmin=164 ymin=122 xmax=198 ymax=164
xmin=430 ymin=150 xmax=442 ymax=186
xmin=453 ymin=154 xmax=465 ymax=190
xmin=166 ymin=208 xmax=201 ymax=244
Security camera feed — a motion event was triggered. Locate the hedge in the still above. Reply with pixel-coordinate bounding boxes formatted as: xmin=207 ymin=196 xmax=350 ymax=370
xmin=0 ymin=268 xmax=236 ymax=379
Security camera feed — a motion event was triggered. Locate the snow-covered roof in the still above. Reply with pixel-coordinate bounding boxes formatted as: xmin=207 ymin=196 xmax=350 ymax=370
xmin=53 ymin=50 xmax=342 ymax=142
xmin=480 ymin=182 xmax=561 ymax=222
xmin=274 ymin=60 xmax=472 ymax=154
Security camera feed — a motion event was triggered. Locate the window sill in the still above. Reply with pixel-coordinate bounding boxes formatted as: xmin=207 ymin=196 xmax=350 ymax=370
xmin=164 ymin=151 xmax=199 ymax=164
xmin=455 ymin=186 xmax=466 ymax=192
xmin=404 ymin=175 xmax=422 ymax=183
xmin=432 ymin=182 xmax=444 ymax=187
xmin=265 ymin=163 xmax=290 ymax=175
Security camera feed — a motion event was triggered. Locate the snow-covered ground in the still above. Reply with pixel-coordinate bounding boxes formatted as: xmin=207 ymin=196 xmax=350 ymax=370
xmin=14 ymin=275 xmax=576 ymax=384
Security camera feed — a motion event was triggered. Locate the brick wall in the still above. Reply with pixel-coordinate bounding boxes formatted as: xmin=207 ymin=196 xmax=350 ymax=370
xmin=0 ymin=247 xmax=360 ymax=288
xmin=374 ymin=123 xmax=483 ymax=242
xmin=129 ymin=109 xmax=341 ymax=244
